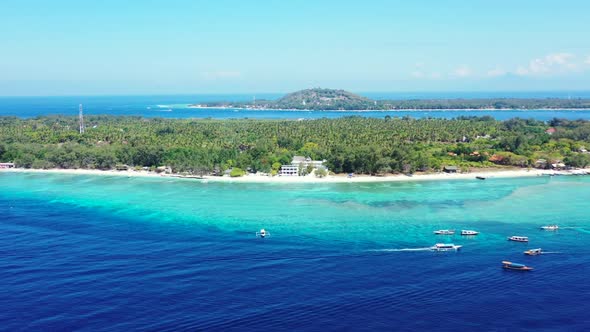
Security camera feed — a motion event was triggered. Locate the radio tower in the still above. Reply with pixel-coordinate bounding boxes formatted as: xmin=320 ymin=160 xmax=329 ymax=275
xmin=79 ymin=104 xmax=85 ymax=134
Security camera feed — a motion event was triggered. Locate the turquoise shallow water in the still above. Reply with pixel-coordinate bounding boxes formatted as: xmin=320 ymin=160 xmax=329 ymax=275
xmin=1 ymin=173 xmax=590 ymax=330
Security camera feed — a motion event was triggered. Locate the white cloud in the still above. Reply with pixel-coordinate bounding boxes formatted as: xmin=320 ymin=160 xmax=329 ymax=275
xmin=453 ymin=65 xmax=472 ymax=78
xmin=411 ymin=70 xmax=425 ymax=78
xmin=515 ymin=66 xmax=529 ymax=76
xmin=410 ymin=67 xmax=442 ymax=79
xmin=202 ymin=71 xmax=242 ymax=79
xmin=515 ymin=53 xmax=576 ymax=76
xmin=487 ymin=67 xmax=507 ymax=77
xmin=585 ymin=56 xmax=590 ymax=65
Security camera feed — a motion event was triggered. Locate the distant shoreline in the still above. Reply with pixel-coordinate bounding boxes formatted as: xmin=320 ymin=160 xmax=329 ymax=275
xmin=2 ymin=167 xmax=588 ymax=184
xmin=187 ymin=105 xmax=590 ymax=112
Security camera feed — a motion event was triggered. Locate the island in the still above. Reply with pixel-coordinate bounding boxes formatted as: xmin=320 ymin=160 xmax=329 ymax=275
xmin=189 ymin=88 xmax=590 ymax=111
xmin=1 ymin=115 xmax=589 ymax=180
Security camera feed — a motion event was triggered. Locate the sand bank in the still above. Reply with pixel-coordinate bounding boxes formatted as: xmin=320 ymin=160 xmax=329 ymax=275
xmin=2 ymin=167 xmax=587 ymax=184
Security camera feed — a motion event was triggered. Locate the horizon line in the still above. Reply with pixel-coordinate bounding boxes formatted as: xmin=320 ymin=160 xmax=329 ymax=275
xmin=2 ymin=89 xmax=590 ymax=98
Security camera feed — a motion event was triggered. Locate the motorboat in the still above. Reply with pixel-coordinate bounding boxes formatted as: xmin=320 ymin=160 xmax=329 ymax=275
xmin=475 ymin=176 xmax=486 ymax=180
xmin=524 ymin=248 xmax=542 ymax=256
xmin=434 ymin=229 xmax=455 ymax=235
xmin=430 ymin=243 xmax=462 ymax=251
xmin=256 ymin=229 xmax=270 ymax=238
xmin=461 ymin=230 xmax=479 ymax=236
xmin=508 ymin=236 xmax=529 ymax=242
xmin=540 ymin=225 xmax=559 ymax=231
xmin=502 ymin=261 xmax=533 ymax=271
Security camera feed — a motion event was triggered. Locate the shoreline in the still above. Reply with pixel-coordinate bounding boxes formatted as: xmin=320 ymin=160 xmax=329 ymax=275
xmin=187 ymin=105 xmax=590 ymax=112
xmin=2 ymin=167 xmax=587 ymax=184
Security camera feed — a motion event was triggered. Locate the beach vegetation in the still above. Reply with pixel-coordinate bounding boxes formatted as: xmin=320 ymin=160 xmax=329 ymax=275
xmin=229 ymin=167 xmax=246 ymax=177
xmin=1 ymin=115 xmax=590 ymax=175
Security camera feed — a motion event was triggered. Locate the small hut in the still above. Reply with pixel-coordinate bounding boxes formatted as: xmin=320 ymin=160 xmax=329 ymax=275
xmin=443 ymin=166 xmax=458 ymax=173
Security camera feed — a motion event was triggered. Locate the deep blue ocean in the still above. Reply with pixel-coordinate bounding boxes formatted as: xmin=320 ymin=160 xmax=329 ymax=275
xmin=1 ymin=173 xmax=590 ymax=331
xmin=2 ymin=91 xmax=590 ymax=120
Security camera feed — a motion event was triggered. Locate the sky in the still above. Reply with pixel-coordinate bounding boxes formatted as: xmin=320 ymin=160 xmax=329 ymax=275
xmin=1 ymin=0 xmax=590 ymax=96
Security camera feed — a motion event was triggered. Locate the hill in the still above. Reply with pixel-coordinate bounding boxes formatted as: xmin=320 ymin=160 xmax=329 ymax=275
xmin=273 ymin=88 xmax=374 ymax=110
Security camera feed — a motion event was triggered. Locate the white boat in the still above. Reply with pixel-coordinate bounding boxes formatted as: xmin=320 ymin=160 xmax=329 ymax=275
xmin=540 ymin=225 xmax=559 ymax=231
xmin=434 ymin=229 xmax=455 ymax=235
xmin=461 ymin=230 xmax=479 ymax=236
xmin=430 ymin=243 xmax=462 ymax=251
xmin=524 ymin=248 xmax=542 ymax=256
xmin=508 ymin=236 xmax=529 ymax=242
xmin=256 ymin=229 xmax=270 ymax=238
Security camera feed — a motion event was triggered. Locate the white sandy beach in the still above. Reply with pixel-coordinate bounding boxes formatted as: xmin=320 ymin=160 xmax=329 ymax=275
xmin=2 ymin=167 xmax=586 ymax=183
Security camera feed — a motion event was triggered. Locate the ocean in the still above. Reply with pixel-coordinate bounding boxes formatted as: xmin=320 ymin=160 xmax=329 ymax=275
xmin=1 ymin=172 xmax=589 ymax=331
xmin=2 ymin=92 xmax=590 ymax=120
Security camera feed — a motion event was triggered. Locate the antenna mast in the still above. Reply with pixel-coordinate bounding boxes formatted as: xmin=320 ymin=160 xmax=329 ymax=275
xmin=79 ymin=104 xmax=85 ymax=134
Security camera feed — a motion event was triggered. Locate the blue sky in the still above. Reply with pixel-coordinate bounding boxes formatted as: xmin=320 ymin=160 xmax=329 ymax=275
xmin=1 ymin=0 xmax=590 ymax=95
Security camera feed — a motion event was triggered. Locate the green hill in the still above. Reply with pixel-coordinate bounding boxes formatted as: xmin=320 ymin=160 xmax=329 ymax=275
xmin=273 ymin=88 xmax=374 ymax=110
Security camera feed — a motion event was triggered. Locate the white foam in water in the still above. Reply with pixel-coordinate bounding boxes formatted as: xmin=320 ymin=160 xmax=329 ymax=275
xmin=367 ymin=248 xmax=432 ymax=252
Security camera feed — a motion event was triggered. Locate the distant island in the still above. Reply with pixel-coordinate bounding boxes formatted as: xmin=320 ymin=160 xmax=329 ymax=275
xmin=189 ymin=88 xmax=590 ymax=111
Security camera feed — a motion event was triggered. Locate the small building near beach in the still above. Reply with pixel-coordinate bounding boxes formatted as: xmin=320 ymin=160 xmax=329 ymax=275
xmin=279 ymin=165 xmax=299 ymax=176
xmin=279 ymin=156 xmax=328 ymax=176
xmin=116 ymin=164 xmax=129 ymax=171
xmin=443 ymin=166 xmax=458 ymax=173
xmin=534 ymin=159 xmax=548 ymax=169
xmin=0 ymin=162 xmax=15 ymax=169
xmin=291 ymin=156 xmax=326 ymax=169
xmin=551 ymin=162 xmax=566 ymax=170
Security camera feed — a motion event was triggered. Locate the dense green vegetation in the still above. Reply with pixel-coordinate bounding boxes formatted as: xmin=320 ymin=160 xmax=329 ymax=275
xmin=1 ymin=115 xmax=590 ymax=175
xmin=192 ymin=88 xmax=590 ymax=110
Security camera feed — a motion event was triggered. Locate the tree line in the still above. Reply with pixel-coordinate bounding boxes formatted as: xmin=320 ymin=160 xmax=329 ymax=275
xmin=1 ymin=115 xmax=590 ymax=175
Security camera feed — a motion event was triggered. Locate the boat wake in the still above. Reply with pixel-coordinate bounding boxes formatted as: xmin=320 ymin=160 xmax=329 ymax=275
xmin=367 ymin=247 xmax=432 ymax=252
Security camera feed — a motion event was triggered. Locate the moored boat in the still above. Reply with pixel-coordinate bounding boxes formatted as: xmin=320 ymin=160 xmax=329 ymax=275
xmin=430 ymin=243 xmax=462 ymax=251
xmin=524 ymin=248 xmax=542 ymax=256
xmin=502 ymin=261 xmax=533 ymax=271
xmin=461 ymin=230 xmax=479 ymax=236
xmin=476 ymin=176 xmax=486 ymax=180
xmin=434 ymin=229 xmax=455 ymax=235
xmin=540 ymin=225 xmax=559 ymax=231
xmin=508 ymin=236 xmax=529 ymax=242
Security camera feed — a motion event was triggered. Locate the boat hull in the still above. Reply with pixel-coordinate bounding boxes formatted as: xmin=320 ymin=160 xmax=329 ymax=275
xmin=434 ymin=230 xmax=455 ymax=235
xmin=503 ymin=266 xmax=533 ymax=271
xmin=502 ymin=261 xmax=533 ymax=271
xmin=508 ymin=237 xmax=529 ymax=242
xmin=524 ymin=249 xmax=542 ymax=256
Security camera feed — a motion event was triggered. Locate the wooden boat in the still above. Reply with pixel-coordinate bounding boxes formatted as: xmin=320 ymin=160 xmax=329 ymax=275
xmin=434 ymin=229 xmax=455 ymax=235
xmin=502 ymin=261 xmax=533 ymax=271
xmin=524 ymin=248 xmax=542 ymax=256
xmin=476 ymin=176 xmax=486 ymax=180
xmin=508 ymin=236 xmax=529 ymax=242
xmin=430 ymin=243 xmax=462 ymax=251
xmin=461 ymin=230 xmax=479 ymax=236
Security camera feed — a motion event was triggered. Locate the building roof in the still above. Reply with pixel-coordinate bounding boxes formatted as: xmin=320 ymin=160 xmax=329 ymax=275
xmin=444 ymin=165 xmax=458 ymax=170
xmin=292 ymin=156 xmax=309 ymax=163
